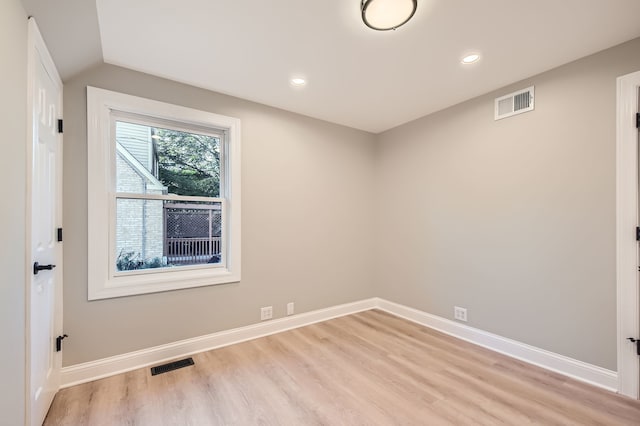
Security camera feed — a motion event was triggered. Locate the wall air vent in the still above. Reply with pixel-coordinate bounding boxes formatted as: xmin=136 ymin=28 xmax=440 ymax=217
xmin=494 ymin=86 xmax=534 ymax=120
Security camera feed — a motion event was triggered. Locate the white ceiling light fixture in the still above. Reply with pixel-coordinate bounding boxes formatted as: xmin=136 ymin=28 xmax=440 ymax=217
xmin=290 ymin=77 xmax=307 ymax=87
xmin=461 ymin=53 xmax=481 ymax=64
xmin=361 ymin=0 xmax=418 ymax=31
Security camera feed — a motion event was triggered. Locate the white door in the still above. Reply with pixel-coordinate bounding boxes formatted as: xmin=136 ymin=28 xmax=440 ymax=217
xmin=27 ymin=18 xmax=63 ymax=426
xmin=617 ymin=70 xmax=640 ymax=399
xmin=637 ymin=86 xmax=640 ymax=395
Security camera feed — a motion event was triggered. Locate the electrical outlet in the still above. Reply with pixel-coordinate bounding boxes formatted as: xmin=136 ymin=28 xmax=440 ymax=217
xmin=260 ymin=306 xmax=273 ymax=321
xmin=454 ymin=306 xmax=467 ymax=322
xmin=286 ymin=302 xmax=294 ymax=316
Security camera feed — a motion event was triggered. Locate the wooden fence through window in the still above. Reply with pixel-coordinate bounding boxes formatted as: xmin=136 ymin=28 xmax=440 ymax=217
xmin=163 ymin=202 xmax=222 ymax=265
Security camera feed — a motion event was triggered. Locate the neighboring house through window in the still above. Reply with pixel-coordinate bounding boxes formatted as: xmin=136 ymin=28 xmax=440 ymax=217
xmin=87 ymin=87 xmax=241 ymax=300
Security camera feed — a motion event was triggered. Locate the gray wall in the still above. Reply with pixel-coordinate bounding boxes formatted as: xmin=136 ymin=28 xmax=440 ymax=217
xmin=64 ymin=38 xmax=640 ymax=371
xmin=374 ymin=37 xmax=640 ymax=370
xmin=63 ymin=64 xmax=376 ymax=365
xmin=0 ymin=0 xmax=27 ymax=424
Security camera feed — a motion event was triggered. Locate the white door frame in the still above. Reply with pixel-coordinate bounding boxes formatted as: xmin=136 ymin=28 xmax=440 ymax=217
xmin=25 ymin=17 xmax=64 ymax=425
xmin=616 ymin=70 xmax=640 ymax=399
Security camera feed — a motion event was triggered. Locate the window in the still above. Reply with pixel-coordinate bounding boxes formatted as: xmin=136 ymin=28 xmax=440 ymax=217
xmin=87 ymin=87 xmax=241 ymax=300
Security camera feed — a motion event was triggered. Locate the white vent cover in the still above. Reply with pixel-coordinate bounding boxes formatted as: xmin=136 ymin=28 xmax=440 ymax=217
xmin=494 ymin=86 xmax=534 ymax=120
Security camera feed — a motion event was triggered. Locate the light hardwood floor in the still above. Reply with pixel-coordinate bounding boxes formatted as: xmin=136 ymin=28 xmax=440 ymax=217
xmin=45 ymin=310 xmax=640 ymax=425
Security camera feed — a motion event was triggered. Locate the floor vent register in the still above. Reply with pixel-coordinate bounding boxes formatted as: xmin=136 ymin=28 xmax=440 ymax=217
xmin=150 ymin=357 xmax=195 ymax=376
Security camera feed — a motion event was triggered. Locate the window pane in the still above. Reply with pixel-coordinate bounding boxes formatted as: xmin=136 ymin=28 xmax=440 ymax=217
xmin=116 ymin=198 xmax=222 ymax=271
xmin=115 ymin=120 xmax=221 ymax=197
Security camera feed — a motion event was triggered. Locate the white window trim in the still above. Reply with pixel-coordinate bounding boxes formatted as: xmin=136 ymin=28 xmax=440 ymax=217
xmin=87 ymin=86 xmax=241 ymax=300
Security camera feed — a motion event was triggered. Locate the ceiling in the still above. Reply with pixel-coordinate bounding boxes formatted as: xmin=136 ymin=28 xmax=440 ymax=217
xmin=23 ymin=0 xmax=640 ymax=133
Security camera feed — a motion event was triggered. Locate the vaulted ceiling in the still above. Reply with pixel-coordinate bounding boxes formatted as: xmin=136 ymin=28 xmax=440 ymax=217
xmin=22 ymin=0 xmax=640 ymax=133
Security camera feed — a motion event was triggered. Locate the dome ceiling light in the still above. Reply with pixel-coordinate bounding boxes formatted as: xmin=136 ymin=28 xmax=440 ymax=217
xmin=361 ymin=0 xmax=418 ymax=31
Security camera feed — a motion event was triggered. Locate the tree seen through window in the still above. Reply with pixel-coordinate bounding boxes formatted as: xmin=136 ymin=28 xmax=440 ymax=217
xmin=153 ymin=128 xmax=220 ymax=198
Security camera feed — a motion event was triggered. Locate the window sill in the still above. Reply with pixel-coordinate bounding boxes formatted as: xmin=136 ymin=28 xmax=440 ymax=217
xmin=88 ymin=266 xmax=240 ymax=300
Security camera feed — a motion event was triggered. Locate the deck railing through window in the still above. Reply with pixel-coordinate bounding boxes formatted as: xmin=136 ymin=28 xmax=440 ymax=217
xmin=165 ymin=236 xmax=222 ymax=265
xmin=163 ymin=202 xmax=222 ymax=265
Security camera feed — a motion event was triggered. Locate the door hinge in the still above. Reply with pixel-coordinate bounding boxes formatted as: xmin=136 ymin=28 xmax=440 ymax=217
xmin=636 ymin=226 xmax=640 ymax=241
xmin=55 ymin=334 xmax=68 ymax=352
xmin=57 ymin=119 xmax=63 ymax=134
xmin=636 ymin=113 xmax=640 ymax=129
xmin=57 ymin=228 xmax=63 ymax=242
xmin=628 ymin=337 xmax=640 ymax=356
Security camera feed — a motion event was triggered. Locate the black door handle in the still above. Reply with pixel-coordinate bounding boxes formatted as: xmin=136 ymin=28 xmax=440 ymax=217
xmin=33 ymin=262 xmax=56 ymax=275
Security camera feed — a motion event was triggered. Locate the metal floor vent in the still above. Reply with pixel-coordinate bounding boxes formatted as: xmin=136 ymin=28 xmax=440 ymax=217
xmin=150 ymin=357 xmax=194 ymax=376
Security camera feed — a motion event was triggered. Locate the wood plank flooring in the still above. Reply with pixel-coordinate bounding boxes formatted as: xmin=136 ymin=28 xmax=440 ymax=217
xmin=45 ymin=310 xmax=640 ymax=425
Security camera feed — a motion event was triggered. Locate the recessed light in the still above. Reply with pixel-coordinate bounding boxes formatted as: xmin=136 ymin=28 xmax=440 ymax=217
xmin=461 ymin=53 xmax=481 ymax=64
xmin=290 ymin=77 xmax=306 ymax=87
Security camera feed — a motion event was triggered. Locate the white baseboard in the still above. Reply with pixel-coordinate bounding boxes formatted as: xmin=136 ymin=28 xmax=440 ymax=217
xmin=375 ymin=298 xmax=618 ymax=392
xmin=60 ymin=298 xmax=378 ymax=388
xmin=61 ymin=297 xmax=618 ymax=393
